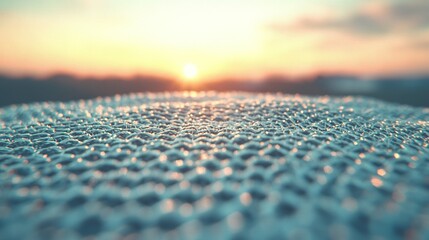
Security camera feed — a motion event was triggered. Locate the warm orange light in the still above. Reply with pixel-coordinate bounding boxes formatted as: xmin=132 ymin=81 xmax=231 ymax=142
xmin=183 ymin=63 xmax=198 ymax=81
xmin=1 ymin=2 xmax=429 ymax=79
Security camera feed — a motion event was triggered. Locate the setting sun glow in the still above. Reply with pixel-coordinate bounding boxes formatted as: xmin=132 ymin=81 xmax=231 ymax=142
xmin=183 ymin=63 xmax=198 ymax=81
xmin=0 ymin=1 xmax=429 ymax=80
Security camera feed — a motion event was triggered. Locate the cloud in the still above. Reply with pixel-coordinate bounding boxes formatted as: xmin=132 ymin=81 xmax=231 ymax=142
xmin=409 ymin=39 xmax=429 ymax=50
xmin=389 ymin=0 xmax=429 ymax=29
xmin=270 ymin=0 xmax=429 ymax=36
xmin=284 ymin=14 xmax=389 ymax=35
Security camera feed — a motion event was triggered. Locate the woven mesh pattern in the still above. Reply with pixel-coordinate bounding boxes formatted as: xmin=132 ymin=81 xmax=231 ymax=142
xmin=1 ymin=93 xmax=429 ymax=240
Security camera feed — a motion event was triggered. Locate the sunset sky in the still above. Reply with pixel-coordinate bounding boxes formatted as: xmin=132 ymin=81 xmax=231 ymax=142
xmin=1 ymin=0 xmax=429 ymax=81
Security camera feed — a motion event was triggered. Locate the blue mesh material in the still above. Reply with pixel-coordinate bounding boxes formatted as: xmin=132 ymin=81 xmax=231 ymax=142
xmin=1 ymin=93 xmax=429 ymax=240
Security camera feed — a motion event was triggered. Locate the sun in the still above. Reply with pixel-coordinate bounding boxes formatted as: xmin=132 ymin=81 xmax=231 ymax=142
xmin=183 ymin=63 xmax=198 ymax=80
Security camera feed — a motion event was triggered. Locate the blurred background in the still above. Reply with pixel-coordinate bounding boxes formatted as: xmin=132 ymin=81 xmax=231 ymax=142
xmin=0 ymin=0 xmax=428 ymax=107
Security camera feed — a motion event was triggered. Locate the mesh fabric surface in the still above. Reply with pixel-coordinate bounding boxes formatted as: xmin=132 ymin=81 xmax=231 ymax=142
xmin=1 ymin=93 xmax=429 ymax=240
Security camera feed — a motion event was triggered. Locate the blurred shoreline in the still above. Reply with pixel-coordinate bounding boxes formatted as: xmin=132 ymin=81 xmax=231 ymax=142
xmin=1 ymin=73 xmax=429 ymax=107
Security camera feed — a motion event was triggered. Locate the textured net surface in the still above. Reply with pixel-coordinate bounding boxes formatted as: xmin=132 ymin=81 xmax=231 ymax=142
xmin=1 ymin=92 xmax=429 ymax=240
